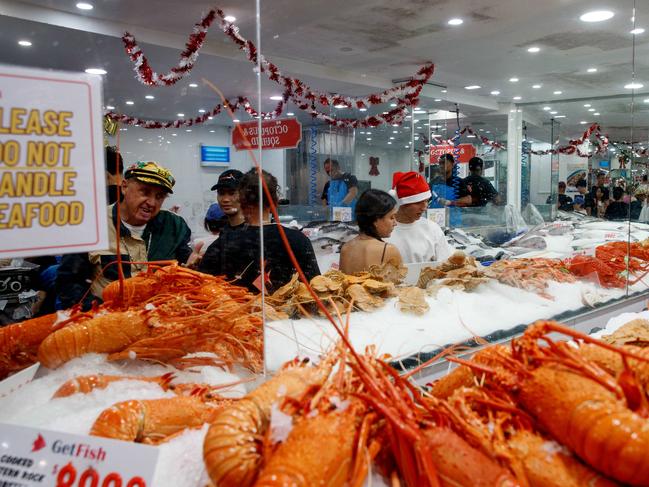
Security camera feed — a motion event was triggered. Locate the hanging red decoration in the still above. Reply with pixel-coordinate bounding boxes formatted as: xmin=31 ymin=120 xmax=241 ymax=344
xmin=369 ymin=156 xmax=380 ymax=176
xmin=118 ymin=6 xmax=434 ymax=129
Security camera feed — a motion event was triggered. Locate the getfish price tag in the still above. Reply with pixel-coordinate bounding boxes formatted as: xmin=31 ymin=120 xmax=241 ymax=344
xmin=0 ymin=423 xmax=158 ymax=487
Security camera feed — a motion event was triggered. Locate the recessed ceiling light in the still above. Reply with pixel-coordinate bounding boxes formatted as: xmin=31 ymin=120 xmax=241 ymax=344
xmin=527 ymin=46 xmax=541 ymax=53
xmin=171 ymin=133 xmax=177 ymax=136
xmin=543 ymin=106 xmax=551 ymax=110
xmin=188 ymin=83 xmax=198 ymax=88
xmin=644 ymin=98 xmax=649 ymax=103
xmin=390 ymin=103 xmax=397 ymax=107
xmin=513 ymin=96 xmax=522 ymax=100
xmin=186 ymin=129 xmax=192 ymax=132
xmin=137 ymin=138 xmax=143 ymax=142
xmin=105 ymin=105 xmax=115 ymax=110
xmin=434 ymin=98 xmax=442 ymax=102
xmin=207 ymin=116 xmax=213 ymax=120
xmin=625 ymin=82 xmax=644 ymax=89
xmin=269 ymin=95 xmax=283 ymax=101
xmin=209 ymin=130 xmax=215 ymax=133
xmin=594 ymin=112 xmax=600 ymax=116
xmin=554 ymin=115 xmax=566 ymax=118
xmin=392 ymin=130 xmax=398 ymax=134
xmin=490 ymin=90 xmax=501 ymax=95
xmin=85 ymin=68 xmax=107 ymax=75
xmin=387 ymin=141 xmax=392 ymax=145
xmin=125 ymin=100 xmax=134 ymax=105
xmin=392 ymin=123 xmax=399 ymax=127
xmin=631 ymin=27 xmax=645 ymax=35
xmin=579 ymin=10 xmax=614 ymax=22
xmin=233 ymin=119 xmax=240 ymax=123
xmin=366 ymin=137 xmax=372 ymax=141
xmin=145 ymin=95 xmax=155 ymax=100
xmin=177 ymin=113 xmax=185 ymax=117
xmin=76 ymin=2 xmax=93 ymax=10
xmin=17 ymin=40 xmax=32 ymax=47
xmin=553 ymin=90 xmax=563 ymax=95
xmin=335 ymin=104 xmax=346 ymax=108
xmin=532 ymin=84 xmax=542 ymax=89
xmin=509 ymin=77 xmax=519 ymax=82
xmin=580 ymin=121 xmax=588 ymax=124
xmin=224 ymin=15 xmax=236 ymax=22
xmin=287 ymin=112 xmax=295 ymax=116
xmin=550 ymin=111 xmax=558 ymax=114
xmin=464 ymin=85 xmax=481 ymax=90
xmin=587 ymin=67 xmax=598 ymax=73
xmin=390 ymin=136 xmax=395 ymax=140
xmin=584 ymin=104 xmax=591 ymax=107
xmin=198 ymin=109 xmax=206 ymax=113
xmin=448 ymin=18 xmax=463 ymax=25
xmin=359 ymin=108 xmax=367 ymax=112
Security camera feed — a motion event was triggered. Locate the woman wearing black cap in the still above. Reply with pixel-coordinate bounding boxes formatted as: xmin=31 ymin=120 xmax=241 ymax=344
xmin=199 ymin=169 xmax=320 ymax=293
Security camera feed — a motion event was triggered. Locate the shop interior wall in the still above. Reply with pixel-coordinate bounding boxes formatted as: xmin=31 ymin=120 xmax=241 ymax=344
xmin=352 ymin=143 xmax=411 ymax=192
xmin=112 ymin=125 xmax=285 ymax=237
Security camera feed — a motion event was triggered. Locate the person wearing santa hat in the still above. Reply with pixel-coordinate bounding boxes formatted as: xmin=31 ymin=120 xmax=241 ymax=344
xmin=386 ymin=171 xmax=452 ymax=264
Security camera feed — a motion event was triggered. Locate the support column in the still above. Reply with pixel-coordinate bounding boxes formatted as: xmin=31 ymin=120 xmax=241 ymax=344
xmin=506 ymin=106 xmax=524 ymax=212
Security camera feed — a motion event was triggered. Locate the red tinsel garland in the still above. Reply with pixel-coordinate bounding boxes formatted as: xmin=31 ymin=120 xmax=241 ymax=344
xmin=119 ymin=6 xmax=434 ymax=129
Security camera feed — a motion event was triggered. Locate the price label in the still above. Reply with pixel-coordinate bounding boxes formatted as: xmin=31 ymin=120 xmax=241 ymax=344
xmin=0 ymin=423 xmax=158 ymax=487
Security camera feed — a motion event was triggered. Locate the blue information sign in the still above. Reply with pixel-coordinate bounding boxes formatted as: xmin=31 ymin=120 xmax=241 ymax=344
xmin=201 ymin=145 xmax=230 ymax=165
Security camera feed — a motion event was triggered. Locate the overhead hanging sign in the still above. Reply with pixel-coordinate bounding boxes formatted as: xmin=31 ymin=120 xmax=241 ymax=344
xmin=429 ymin=144 xmax=476 ymax=164
xmin=0 ymin=423 xmax=158 ymax=486
xmin=232 ymin=118 xmax=302 ymax=151
xmin=0 ymin=65 xmax=108 ymax=258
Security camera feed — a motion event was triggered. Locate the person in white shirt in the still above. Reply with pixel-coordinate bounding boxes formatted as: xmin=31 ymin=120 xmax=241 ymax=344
xmin=386 ymin=171 xmax=452 ymax=264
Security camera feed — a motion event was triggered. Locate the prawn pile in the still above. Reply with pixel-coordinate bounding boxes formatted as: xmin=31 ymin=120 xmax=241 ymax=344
xmin=483 ymin=258 xmax=576 ymax=299
xmin=0 ymin=264 xmax=267 ymax=379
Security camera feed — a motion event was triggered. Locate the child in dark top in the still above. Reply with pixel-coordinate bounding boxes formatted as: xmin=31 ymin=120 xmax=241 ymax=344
xmin=200 ymin=169 xmax=320 ymax=292
xmin=605 ymin=186 xmax=629 ymax=221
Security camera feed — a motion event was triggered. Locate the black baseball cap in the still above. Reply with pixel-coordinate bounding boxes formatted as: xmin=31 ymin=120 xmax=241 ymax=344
xmin=211 ymin=169 xmax=244 ymax=191
xmin=468 ymin=157 xmax=484 ymax=170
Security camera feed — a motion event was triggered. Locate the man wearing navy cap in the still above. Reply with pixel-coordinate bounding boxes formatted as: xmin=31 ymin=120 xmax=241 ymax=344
xmin=462 ymin=157 xmax=500 ymax=207
xmin=56 ymin=161 xmax=192 ymax=309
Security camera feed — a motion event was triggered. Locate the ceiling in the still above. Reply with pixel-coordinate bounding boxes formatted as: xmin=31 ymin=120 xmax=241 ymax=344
xmin=1 ymin=0 xmax=649 ymax=150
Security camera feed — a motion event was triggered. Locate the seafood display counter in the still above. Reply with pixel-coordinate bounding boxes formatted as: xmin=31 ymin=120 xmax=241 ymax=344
xmin=267 ymin=218 xmax=649 ymax=372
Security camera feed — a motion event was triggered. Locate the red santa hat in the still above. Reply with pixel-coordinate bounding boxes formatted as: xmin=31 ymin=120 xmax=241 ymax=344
xmin=389 ymin=171 xmax=431 ymax=205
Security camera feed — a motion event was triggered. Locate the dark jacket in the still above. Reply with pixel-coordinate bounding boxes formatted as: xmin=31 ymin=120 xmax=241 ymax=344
xmin=199 ymin=224 xmax=320 ymax=293
xmin=56 ymin=204 xmax=191 ymax=309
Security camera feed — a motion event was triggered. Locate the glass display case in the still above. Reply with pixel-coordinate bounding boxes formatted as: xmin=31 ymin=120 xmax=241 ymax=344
xmin=1 ymin=1 xmax=649 ymax=485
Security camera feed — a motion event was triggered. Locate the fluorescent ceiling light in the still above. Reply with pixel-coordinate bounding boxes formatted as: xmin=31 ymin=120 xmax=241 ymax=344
xmin=527 ymin=46 xmax=541 ymax=53
xmin=594 ymin=112 xmax=600 ymax=116
xmin=448 ymin=18 xmax=463 ymax=25
xmin=366 ymin=137 xmax=372 ymax=141
xmin=513 ymin=96 xmax=522 ymax=100
xmin=434 ymin=98 xmax=442 ymax=102
xmin=543 ymin=106 xmax=551 ymax=110
xmin=177 ymin=113 xmax=185 ymax=117
xmin=579 ymin=10 xmax=614 ymax=22
xmin=287 ymin=112 xmax=295 ymax=116
xmin=390 ymin=103 xmax=397 ymax=107
xmin=630 ymin=28 xmax=645 ymax=35
xmin=125 ymin=100 xmax=134 ymax=105
xmin=145 ymin=95 xmax=154 ymax=100
xmin=198 ymin=109 xmax=206 ymax=113
xmin=359 ymin=108 xmax=367 ymax=112
xmin=188 ymin=83 xmax=198 ymax=88
xmin=186 ymin=129 xmax=192 ymax=132
xmin=587 ymin=67 xmax=598 ymax=73
xmin=509 ymin=77 xmax=519 ymax=82
xmin=553 ymin=90 xmax=563 ymax=95
xmin=550 ymin=111 xmax=558 ymax=114
xmin=17 ymin=40 xmax=32 ymax=47
xmin=554 ymin=115 xmax=566 ymax=118
xmin=464 ymin=85 xmax=481 ymax=90
xmin=269 ymin=95 xmax=283 ymax=101
xmin=209 ymin=130 xmax=215 ymax=133
xmin=105 ymin=105 xmax=115 ymax=110
xmin=85 ymin=68 xmax=106 ymax=75
xmin=387 ymin=141 xmax=392 ymax=144
xmin=233 ymin=119 xmax=240 ymax=123
xmin=532 ymin=84 xmax=541 ymax=89
xmin=335 ymin=104 xmax=346 ymax=108
xmin=76 ymin=2 xmax=93 ymax=10
xmin=625 ymin=82 xmax=644 ymax=89
xmin=584 ymin=104 xmax=591 ymax=107
xmin=644 ymin=99 xmax=649 ymax=103
xmin=224 ymin=15 xmax=236 ymax=22
xmin=490 ymin=90 xmax=500 ymax=95
xmin=580 ymin=121 xmax=587 ymax=124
